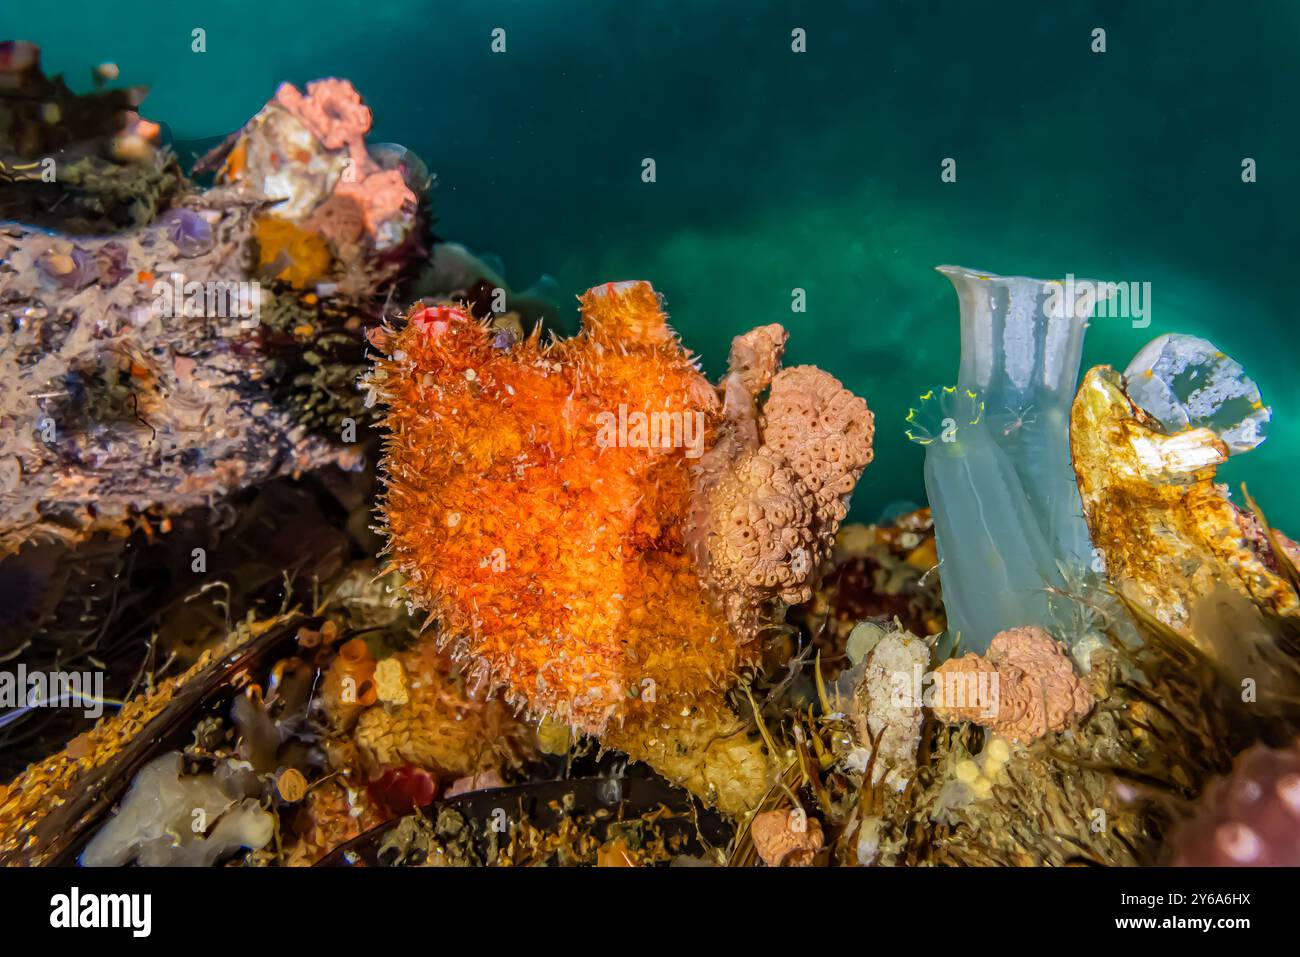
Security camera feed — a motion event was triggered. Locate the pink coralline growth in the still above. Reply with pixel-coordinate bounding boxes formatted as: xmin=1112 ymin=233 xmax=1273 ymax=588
xmin=274 ymin=78 xmax=373 ymax=168
xmin=302 ymin=171 xmax=415 ymax=253
xmin=272 ymin=79 xmax=417 ymax=245
xmin=690 ymin=326 xmax=875 ymax=636
xmin=1171 ymin=740 xmax=1300 ymax=866
xmin=931 ymin=625 xmax=1094 ymax=743
xmin=701 ymin=450 xmax=817 ymax=602
xmin=750 ymin=808 xmax=825 ymax=866
xmin=334 ymin=170 xmax=416 ymax=239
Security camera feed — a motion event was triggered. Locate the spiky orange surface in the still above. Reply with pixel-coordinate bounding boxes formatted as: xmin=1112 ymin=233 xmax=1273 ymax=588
xmin=374 ymin=282 xmax=759 ymax=734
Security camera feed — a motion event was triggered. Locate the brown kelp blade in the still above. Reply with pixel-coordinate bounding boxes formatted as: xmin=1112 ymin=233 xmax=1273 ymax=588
xmin=1 ymin=616 xmax=308 ymax=867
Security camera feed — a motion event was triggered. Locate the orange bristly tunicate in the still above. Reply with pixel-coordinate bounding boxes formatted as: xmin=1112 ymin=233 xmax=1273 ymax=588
xmin=373 ymin=282 xmax=758 ymax=735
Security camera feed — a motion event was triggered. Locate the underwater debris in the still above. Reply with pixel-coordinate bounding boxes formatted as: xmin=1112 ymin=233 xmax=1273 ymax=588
xmin=319 ymin=775 xmax=729 ymax=868
xmin=930 ymin=625 xmax=1094 ymax=743
xmin=1169 ymin=738 xmax=1300 ymax=865
xmin=1070 ymin=359 xmax=1299 ymax=644
xmin=371 ymin=282 xmax=874 ymax=813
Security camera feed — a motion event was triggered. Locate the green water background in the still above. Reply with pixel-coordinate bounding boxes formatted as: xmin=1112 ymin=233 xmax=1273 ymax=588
xmin=8 ymin=0 xmax=1298 ymax=526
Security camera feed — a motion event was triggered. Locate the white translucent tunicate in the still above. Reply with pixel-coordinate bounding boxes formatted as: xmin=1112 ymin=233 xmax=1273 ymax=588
xmin=80 ymin=752 xmax=274 ymax=867
xmin=938 ymin=266 xmax=1097 ymax=569
xmin=921 ymin=414 xmax=1061 ymax=655
xmin=1123 ymin=333 xmax=1270 ymax=455
xmin=917 ymin=267 xmax=1101 ymax=655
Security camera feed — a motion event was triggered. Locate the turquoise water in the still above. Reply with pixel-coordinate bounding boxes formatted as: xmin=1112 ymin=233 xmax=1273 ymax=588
xmin=10 ymin=0 xmax=1299 ymax=525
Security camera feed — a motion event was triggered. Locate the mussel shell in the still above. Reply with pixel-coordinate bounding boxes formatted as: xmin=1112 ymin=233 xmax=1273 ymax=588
xmin=7 ymin=615 xmax=309 ymax=866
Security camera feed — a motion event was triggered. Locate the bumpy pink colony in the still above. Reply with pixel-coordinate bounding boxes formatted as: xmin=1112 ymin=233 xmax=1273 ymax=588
xmin=708 ymin=448 xmax=817 ymax=604
xmin=988 ymin=626 xmax=1094 ymax=741
xmin=691 ymin=335 xmax=875 ymax=634
xmin=727 ymin=323 xmax=788 ymax=396
xmin=764 ymin=366 xmax=876 ymax=534
xmin=275 ymin=78 xmax=372 ymax=156
xmin=335 ymin=170 xmax=415 ymax=237
xmin=931 ymin=625 xmax=1094 ymax=742
xmin=269 ymin=79 xmax=415 ymax=249
xmin=750 ymin=808 xmax=825 ymax=866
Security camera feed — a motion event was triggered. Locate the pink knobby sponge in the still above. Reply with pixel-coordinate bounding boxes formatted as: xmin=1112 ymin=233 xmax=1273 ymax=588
xmin=690 ymin=337 xmax=875 ymax=636
xmin=275 ymin=78 xmax=372 ymax=153
xmin=273 ymin=77 xmax=386 ymax=183
xmin=763 ymin=365 xmax=876 ymax=531
xmin=334 ymin=170 xmax=416 ymax=238
xmin=750 ymin=808 xmax=824 ymax=866
xmin=931 ymin=625 xmax=1094 ymax=742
